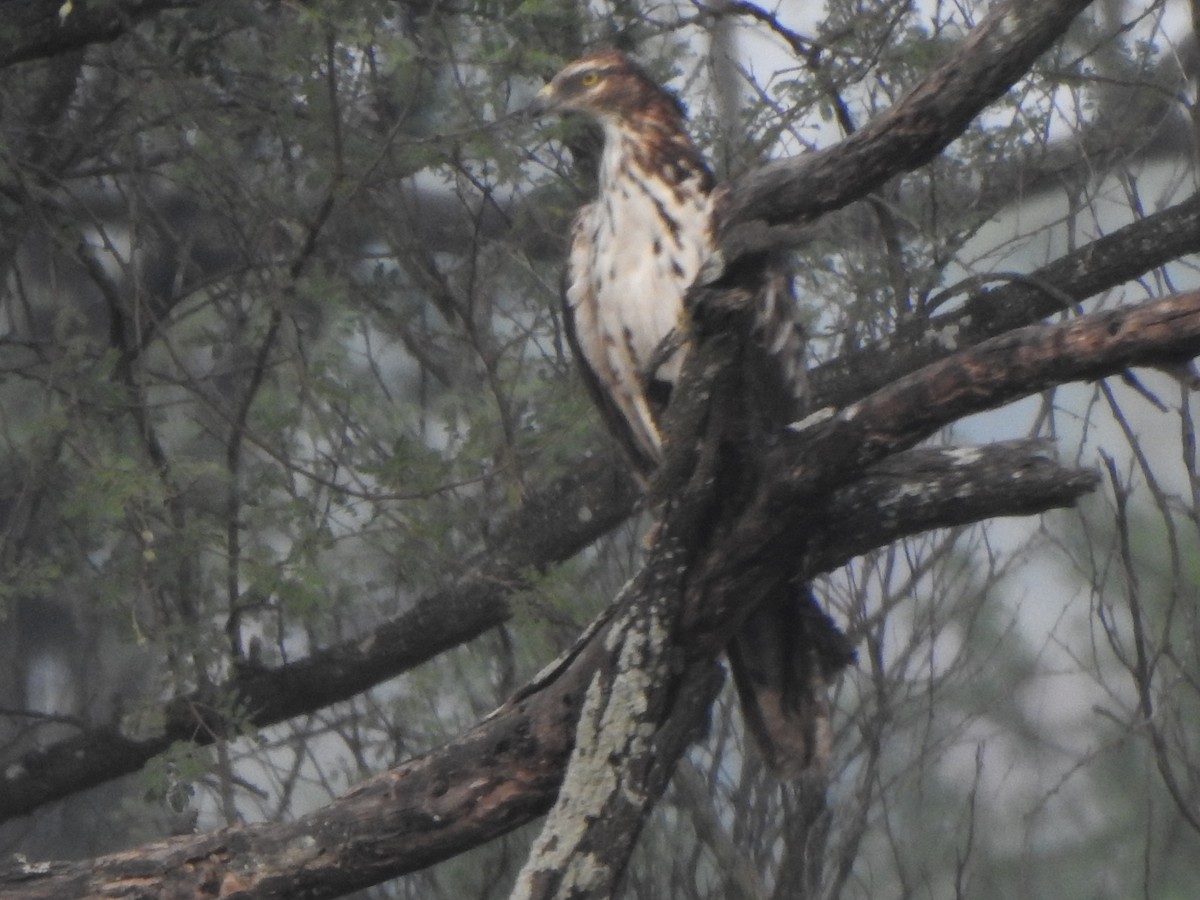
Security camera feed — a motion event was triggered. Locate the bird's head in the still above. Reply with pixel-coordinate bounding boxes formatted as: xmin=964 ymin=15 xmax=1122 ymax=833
xmin=526 ymin=50 xmax=687 ymax=126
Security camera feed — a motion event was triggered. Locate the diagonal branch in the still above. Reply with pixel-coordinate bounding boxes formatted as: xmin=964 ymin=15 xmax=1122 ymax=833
xmin=0 ymin=457 xmax=638 ymax=824
xmin=11 ymin=165 xmax=1187 ymax=827
xmin=0 ymin=441 xmax=1094 ymax=899
xmin=810 ymin=192 xmax=1200 ymax=410
xmin=9 ymin=276 xmax=1167 ymax=899
xmin=805 ymin=440 xmax=1100 ymax=574
xmin=793 ymin=291 xmax=1200 ymax=487
xmin=717 ymin=0 xmax=1098 ymax=258
xmin=682 ymin=291 xmax=1200 ymax=654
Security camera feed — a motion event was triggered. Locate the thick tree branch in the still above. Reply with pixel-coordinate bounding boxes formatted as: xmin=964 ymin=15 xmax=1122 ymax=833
xmin=0 ymin=457 xmax=638 ymax=824
xmin=483 ymin=302 xmax=1183 ymax=900
xmin=11 ymin=189 xmax=1182 ymax=823
xmin=793 ymin=292 xmax=1200 ymax=487
xmin=810 ymin=192 xmax=1200 ymax=410
xmin=716 ymin=0 xmax=1098 ymax=258
xmin=0 ymin=0 xmax=203 ymax=69
xmin=509 ymin=592 xmax=723 ymax=900
xmin=805 ymin=440 xmax=1100 ymax=574
xmin=679 ymin=291 xmax=1200 ymax=654
xmin=0 ymin=349 xmax=1122 ymax=898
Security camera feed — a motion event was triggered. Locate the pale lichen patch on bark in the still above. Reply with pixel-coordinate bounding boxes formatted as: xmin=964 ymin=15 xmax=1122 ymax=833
xmin=510 ymin=582 xmax=673 ymax=899
xmin=930 ymin=320 xmax=963 ymax=352
xmin=942 ymin=446 xmax=984 ymax=465
xmin=10 ymin=853 xmax=52 ymax=876
xmin=787 ymin=406 xmax=836 ymax=433
xmin=996 ymin=4 xmax=1023 ymax=38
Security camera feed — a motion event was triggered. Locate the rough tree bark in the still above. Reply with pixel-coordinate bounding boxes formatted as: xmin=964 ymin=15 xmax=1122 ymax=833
xmin=5 ymin=171 xmax=1193 ymax=828
xmin=6 ymin=159 xmax=1195 ymax=829
xmin=809 ymin=192 xmax=1200 ymax=409
xmin=5 ymin=0 xmax=1199 ymax=897
xmin=4 ymin=289 xmax=1196 ymax=899
xmin=509 ymin=0 xmax=1107 ymax=896
xmin=0 ymin=458 xmax=638 ymax=824
xmin=7 ymin=0 xmax=1200 ymax=830
xmin=717 ymin=0 xmax=1097 ymax=254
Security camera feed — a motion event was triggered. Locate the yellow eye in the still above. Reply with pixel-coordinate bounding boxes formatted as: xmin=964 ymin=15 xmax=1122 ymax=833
xmin=580 ymin=71 xmax=600 ymax=87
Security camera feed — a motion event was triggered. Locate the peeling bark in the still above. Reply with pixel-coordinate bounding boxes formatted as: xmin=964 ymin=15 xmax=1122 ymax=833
xmin=678 ymin=292 xmax=1200 ymax=661
xmin=7 ymin=1 xmax=1197 ymax=896
xmin=7 ymin=283 xmax=1171 ymax=896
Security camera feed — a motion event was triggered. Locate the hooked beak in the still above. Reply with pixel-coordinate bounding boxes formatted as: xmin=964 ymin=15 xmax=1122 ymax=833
xmin=523 ymin=83 xmax=558 ymax=120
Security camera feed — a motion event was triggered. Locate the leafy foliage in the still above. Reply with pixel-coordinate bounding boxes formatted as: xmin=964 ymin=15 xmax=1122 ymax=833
xmin=1 ymin=0 xmax=1198 ymax=897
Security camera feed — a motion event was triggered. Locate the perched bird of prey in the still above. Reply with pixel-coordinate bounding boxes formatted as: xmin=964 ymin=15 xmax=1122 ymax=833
xmin=530 ymin=49 xmax=853 ymax=778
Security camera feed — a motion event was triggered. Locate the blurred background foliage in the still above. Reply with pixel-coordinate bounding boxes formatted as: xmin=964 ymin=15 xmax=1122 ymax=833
xmin=1 ymin=0 xmax=1198 ymax=897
